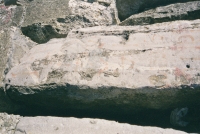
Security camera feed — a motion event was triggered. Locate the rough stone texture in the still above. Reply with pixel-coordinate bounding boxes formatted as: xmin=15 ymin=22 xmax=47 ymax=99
xmin=8 ymin=0 xmax=119 ymax=43
xmin=5 ymin=20 xmax=200 ymax=112
xmin=0 ymin=3 xmax=36 ymax=112
xmin=120 ymin=1 xmax=200 ymax=26
xmin=0 ymin=113 xmax=20 ymax=134
xmin=15 ymin=116 xmax=187 ymax=134
xmin=0 ymin=27 xmax=35 ymax=112
xmin=116 ymin=0 xmax=200 ymax=21
xmin=0 ymin=0 xmax=116 ymax=113
xmin=0 ymin=3 xmax=36 ymax=84
xmin=0 ymin=27 xmax=36 ymax=85
xmin=1 ymin=0 xmax=200 ymax=132
xmin=0 ymin=28 xmax=10 ymax=88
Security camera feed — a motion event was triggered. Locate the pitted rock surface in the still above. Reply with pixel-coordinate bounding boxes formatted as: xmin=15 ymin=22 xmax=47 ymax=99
xmin=0 ymin=113 xmax=20 ymax=134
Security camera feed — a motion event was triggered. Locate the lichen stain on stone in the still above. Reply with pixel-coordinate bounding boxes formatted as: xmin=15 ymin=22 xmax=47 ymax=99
xmin=79 ymin=69 xmax=97 ymax=81
xmin=149 ymin=75 xmax=167 ymax=87
xmin=173 ymin=68 xmax=191 ymax=84
xmin=47 ymin=69 xmax=66 ymax=82
xmin=177 ymin=35 xmax=194 ymax=44
xmin=104 ymin=68 xmax=120 ymax=77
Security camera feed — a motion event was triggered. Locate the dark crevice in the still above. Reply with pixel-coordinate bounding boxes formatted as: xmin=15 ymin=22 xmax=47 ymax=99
xmin=21 ymin=24 xmax=67 ymax=44
xmin=149 ymin=10 xmax=200 ymax=25
xmin=11 ymin=104 xmax=200 ymax=133
xmin=84 ymin=0 xmax=96 ymax=3
xmin=4 ymin=0 xmax=34 ymax=5
xmin=122 ymin=31 xmax=130 ymax=40
xmin=141 ymin=49 xmax=152 ymax=52
xmin=4 ymin=84 xmax=200 ymax=133
xmin=57 ymin=18 xmax=66 ymax=23
xmin=4 ymin=0 xmax=17 ymax=5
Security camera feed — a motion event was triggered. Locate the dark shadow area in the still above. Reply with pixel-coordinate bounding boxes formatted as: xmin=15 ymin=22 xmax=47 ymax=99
xmin=4 ymin=0 xmax=34 ymax=5
xmin=21 ymin=24 xmax=67 ymax=44
xmin=147 ymin=9 xmax=200 ymax=24
xmin=4 ymin=0 xmax=17 ymax=5
xmin=11 ymin=104 xmax=200 ymax=133
xmin=6 ymin=84 xmax=200 ymax=133
xmin=120 ymin=10 xmax=200 ymax=26
xmin=116 ymin=0 xmax=200 ymax=21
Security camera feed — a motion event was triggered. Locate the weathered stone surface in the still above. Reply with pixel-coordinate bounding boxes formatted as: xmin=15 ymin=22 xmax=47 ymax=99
xmin=0 ymin=4 xmax=32 ymax=112
xmin=0 ymin=113 xmax=20 ymax=134
xmin=0 ymin=2 xmax=36 ymax=86
xmin=120 ymin=1 xmax=200 ymax=26
xmin=0 ymin=27 xmax=36 ymax=86
xmin=7 ymin=0 xmax=118 ymax=43
xmin=0 ymin=28 xmax=10 ymax=88
xmin=116 ymin=0 xmax=200 ymax=21
xmin=5 ymin=20 xmax=200 ymax=112
xmin=0 ymin=0 xmax=116 ymax=113
xmin=14 ymin=116 xmax=187 ymax=134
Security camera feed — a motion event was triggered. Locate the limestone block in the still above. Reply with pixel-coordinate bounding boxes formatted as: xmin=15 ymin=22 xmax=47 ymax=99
xmin=5 ymin=20 xmax=200 ymax=111
xmin=15 ymin=116 xmax=187 ymax=134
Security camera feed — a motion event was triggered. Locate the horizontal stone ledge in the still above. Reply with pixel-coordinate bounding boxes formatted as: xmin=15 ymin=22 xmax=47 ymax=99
xmin=5 ymin=20 xmax=200 ymax=111
xmin=116 ymin=0 xmax=200 ymax=21
xmin=16 ymin=117 xmax=187 ymax=134
xmin=120 ymin=1 xmax=200 ymax=26
xmin=0 ymin=113 xmax=187 ymax=134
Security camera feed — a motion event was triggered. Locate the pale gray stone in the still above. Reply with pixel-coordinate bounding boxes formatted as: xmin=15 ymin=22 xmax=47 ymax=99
xmin=15 ymin=116 xmax=187 ymax=134
xmin=0 ymin=0 xmax=118 ymax=112
xmin=0 ymin=113 xmax=20 ymax=134
xmin=5 ymin=20 xmax=200 ymax=112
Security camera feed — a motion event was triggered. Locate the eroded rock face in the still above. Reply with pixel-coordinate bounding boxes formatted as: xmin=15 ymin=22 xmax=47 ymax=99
xmin=6 ymin=0 xmax=119 ymax=43
xmin=116 ymin=0 xmax=199 ymax=21
xmin=0 ymin=5 xmax=35 ymax=111
xmin=0 ymin=27 xmax=36 ymax=87
xmin=5 ymin=20 xmax=200 ymax=112
xmin=0 ymin=0 xmax=117 ymax=112
xmin=120 ymin=1 xmax=200 ymax=26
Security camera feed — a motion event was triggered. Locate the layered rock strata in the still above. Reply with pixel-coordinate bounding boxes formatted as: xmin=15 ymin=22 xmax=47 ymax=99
xmin=0 ymin=0 xmax=200 ymax=132
xmin=0 ymin=0 xmax=118 ymax=112
xmin=5 ymin=20 xmax=200 ymax=112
